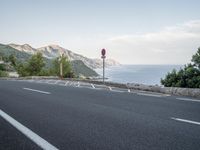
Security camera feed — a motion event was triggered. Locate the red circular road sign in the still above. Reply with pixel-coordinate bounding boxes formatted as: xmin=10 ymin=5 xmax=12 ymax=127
xmin=101 ymin=48 xmax=106 ymax=56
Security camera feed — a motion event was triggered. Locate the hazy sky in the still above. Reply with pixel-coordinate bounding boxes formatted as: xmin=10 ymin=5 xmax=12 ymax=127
xmin=0 ymin=0 xmax=200 ymax=64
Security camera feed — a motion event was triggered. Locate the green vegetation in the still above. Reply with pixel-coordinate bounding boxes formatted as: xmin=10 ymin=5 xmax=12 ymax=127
xmin=161 ymin=48 xmax=200 ymax=88
xmin=16 ymin=52 xmax=45 ymax=76
xmin=0 ymin=43 xmax=99 ymax=78
xmin=0 ymin=44 xmax=31 ymax=62
xmin=51 ymin=54 xmax=74 ymax=78
xmin=16 ymin=52 xmax=49 ymax=76
xmin=0 ymin=63 xmax=8 ymax=77
xmin=0 ymin=70 xmax=8 ymax=77
xmin=9 ymin=54 xmax=17 ymax=67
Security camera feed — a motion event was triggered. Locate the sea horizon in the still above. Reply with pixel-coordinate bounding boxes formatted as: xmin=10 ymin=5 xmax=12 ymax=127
xmin=95 ymin=64 xmax=183 ymax=85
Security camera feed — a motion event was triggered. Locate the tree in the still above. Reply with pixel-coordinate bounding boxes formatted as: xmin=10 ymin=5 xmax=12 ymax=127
xmin=0 ymin=64 xmax=6 ymax=71
xmin=52 ymin=54 xmax=73 ymax=78
xmin=192 ymin=47 xmax=200 ymax=69
xmin=161 ymin=48 xmax=200 ymax=88
xmin=16 ymin=52 xmax=45 ymax=76
xmin=0 ymin=70 xmax=8 ymax=77
xmin=9 ymin=54 xmax=17 ymax=67
xmin=16 ymin=63 xmax=29 ymax=77
xmin=27 ymin=52 xmax=45 ymax=76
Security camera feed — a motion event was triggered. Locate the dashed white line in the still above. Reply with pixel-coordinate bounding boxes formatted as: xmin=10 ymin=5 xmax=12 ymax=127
xmin=23 ymin=88 xmax=51 ymax=95
xmin=0 ymin=109 xmax=59 ymax=150
xmin=171 ymin=117 xmax=200 ymax=126
xmin=176 ymin=97 xmax=200 ymax=103
xmin=137 ymin=93 xmax=162 ymax=97
xmin=91 ymin=84 xmax=95 ymax=89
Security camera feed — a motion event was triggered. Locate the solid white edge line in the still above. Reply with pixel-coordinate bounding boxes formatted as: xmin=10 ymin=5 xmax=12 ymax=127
xmin=0 ymin=109 xmax=59 ymax=150
xmin=171 ymin=117 xmax=200 ymax=126
xmin=23 ymin=88 xmax=51 ymax=94
xmin=111 ymin=90 xmax=124 ymax=93
xmin=176 ymin=97 xmax=200 ymax=102
xmin=137 ymin=93 xmax=162 ymax=97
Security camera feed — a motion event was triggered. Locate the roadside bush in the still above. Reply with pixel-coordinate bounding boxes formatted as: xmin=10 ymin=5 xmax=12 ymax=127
xmin=0 ymin=70 xmax=8 ymax=77
xmin=161 ymin=48 xmax=200 ymax=88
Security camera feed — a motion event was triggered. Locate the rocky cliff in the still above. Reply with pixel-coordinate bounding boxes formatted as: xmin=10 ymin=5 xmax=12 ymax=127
xmin=9 ymin=44 xmax=120 ymax=69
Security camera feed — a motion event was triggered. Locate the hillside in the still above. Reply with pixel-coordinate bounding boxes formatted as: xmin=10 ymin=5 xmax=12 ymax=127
xmin=0 ymin=44 xmax=32 ymax=61
xmin=9 ymin=44 xmax=120 ymax=69
xmin=71 ymin=60 xmax=98 ymax=77
xmin=0 ymin=44 xmax=99 ymax=77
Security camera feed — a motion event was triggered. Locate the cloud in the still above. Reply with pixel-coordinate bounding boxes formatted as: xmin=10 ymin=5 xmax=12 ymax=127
xmin=106 ymin=20 xmax=200 ymax=64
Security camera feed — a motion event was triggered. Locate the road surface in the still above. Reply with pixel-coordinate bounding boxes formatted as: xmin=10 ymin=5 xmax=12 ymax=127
xmin=0 ymin=79 xmax=200 ymax=150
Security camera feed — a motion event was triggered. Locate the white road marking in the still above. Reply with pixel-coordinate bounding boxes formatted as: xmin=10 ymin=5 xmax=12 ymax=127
xmin=23 ymin=88 xmax=51 ymax=95
xmin=54 ymin=80 xmax=60 ymax=84
xmin=128 ymin=89 xmax=131 ymax=93
xmin=137 ymin=93 xmax=162 ymax=97
xmin=0 ymin=109 xmax=59 ymax=150
xmin=108 ymin=87 xmax=112 ymax=91
xmin=171 ymin=117 xmax=200 ymax=126
xmin=91 ymin=84 xmax=95 ymax=89
xmin=47 ymin=80 xmax=54 ymax=84
xmin=65 ymin=81 xmax=69 ymax=86
xmin=176 ymin=97 xmax=200 ymax=103
xmin=111 ymin=90 xmax=124 ymax=93
xmin=68 ymin=82 xmax=73 ymax=86
xmin=76 ymin=82 xmax=80 ymax=87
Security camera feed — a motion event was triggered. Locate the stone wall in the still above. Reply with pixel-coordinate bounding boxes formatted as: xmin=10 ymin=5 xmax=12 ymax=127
xmin=127 ymin=83 xmax=200 ymax=98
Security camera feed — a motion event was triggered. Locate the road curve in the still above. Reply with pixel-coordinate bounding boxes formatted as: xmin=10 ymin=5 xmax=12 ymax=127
xmin=0 ymin=80 xmax=200 ymax=150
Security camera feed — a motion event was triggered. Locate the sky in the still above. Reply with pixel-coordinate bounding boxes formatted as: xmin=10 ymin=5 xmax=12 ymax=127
xmin=0 ymin=0 xmax=200 ymax=64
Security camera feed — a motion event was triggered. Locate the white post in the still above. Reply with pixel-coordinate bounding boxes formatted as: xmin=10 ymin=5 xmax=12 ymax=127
xmin=60 ymin=54 xmax=63 ymax=79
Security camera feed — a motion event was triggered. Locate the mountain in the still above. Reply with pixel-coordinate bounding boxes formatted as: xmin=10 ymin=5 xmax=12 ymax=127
xmin=0 ymin=44 xmax=32 ymax=61
xmin=8 ymin=44 xmax=120 ymax=69
xmin=9 ymin=43 xmax=37 ymax=54
xmin=0 ymin=43 xmax=99 ymax=77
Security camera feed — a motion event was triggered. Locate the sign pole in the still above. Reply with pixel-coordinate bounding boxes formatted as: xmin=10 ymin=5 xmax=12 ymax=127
xmin=101 ymin=48 xmax=106 ymax=84
xmin=103 ymin=57 xmax=105 ymax=83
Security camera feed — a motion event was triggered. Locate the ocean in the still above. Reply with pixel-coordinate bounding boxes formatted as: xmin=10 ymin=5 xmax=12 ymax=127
xmin=95 ymin=65 xmax=182 ymax=85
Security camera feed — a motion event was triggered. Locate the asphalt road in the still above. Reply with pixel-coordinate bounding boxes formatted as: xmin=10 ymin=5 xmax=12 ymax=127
xmin=0 ymin=80 xmax=200 ymax=150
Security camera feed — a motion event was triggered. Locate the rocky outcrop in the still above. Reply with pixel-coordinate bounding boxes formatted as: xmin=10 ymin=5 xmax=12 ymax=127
xmin=9 ymin=43 xmax=37 ymax=54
